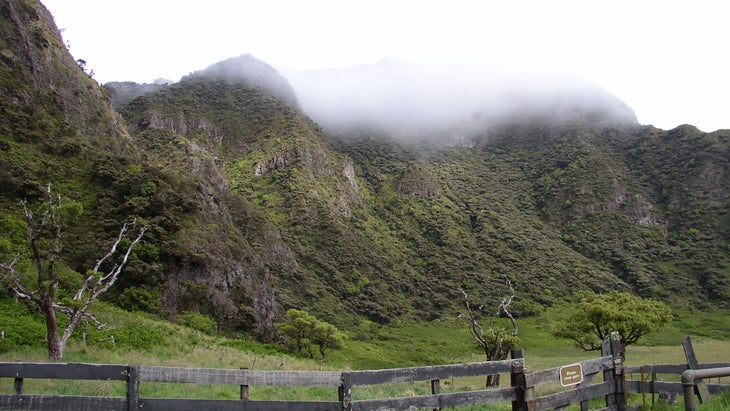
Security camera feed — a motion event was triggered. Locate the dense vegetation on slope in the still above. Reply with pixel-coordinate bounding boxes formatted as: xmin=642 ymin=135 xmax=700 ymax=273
xmin=328 ymin=121 xmax=730 ymax=313
xmin=1 ymin=0 xmax=728 ymax=349
xmin=0 ymin=0 xmax=233 ymax=333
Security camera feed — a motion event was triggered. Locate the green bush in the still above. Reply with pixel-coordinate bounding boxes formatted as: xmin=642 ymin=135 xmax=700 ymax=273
xmin=117 ymin=287 xmax=160 ymax=313
xmin=0 ymin=299 xmax=47 ymax=353
xmin=177 ymin=312 xmax=217 ymax=334
xmin=111 ymin=322 xmax=166 ymax=350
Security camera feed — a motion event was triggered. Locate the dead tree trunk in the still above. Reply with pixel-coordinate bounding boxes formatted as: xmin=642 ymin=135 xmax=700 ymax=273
xmin=0 ymin=184 xmax=145 ymax=361
xmin=458 ymin=278 xmax=520 ymax=387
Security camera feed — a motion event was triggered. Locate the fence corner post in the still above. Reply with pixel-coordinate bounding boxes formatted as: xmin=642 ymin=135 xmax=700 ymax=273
xmin=340 ymin=371 xmax=352 ymax=411
xmin=126 ymin=365 xmax=140 ymax=411
xmin=510 ymin=348 xmax=531 ymax=411
xmin=683 ymin=335 xmax=711 ymax=403
xmin=602 ymin=332 xmax=627 ymax=411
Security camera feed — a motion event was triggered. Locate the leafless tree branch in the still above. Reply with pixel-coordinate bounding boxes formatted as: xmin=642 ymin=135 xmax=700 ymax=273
xmin=62 ymin=220 xmax=146 ymax=350
xmin=1 ymin=184 xmax=145 ymax=360
xmin=457 ymin=279 xmax=520 ymax=387
xmin=497 ymin=278 xmax=519 ymax=337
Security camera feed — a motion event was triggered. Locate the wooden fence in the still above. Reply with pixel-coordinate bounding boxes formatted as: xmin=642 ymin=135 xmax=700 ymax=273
xmin=1 ymin=335 xmax=728 ymax=411
xmin=624 ymin=336 xmax=730 ymax=409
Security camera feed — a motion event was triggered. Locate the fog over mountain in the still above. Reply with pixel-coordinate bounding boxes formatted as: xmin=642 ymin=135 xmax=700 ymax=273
xmin=283 ymin=59 xmax=638 ymax=138
xmin=188 ymin=54 xmax=300 ymax=108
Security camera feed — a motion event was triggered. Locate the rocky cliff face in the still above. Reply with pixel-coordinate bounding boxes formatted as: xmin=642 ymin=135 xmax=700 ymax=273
xmin=114 ymin=60 xmax=367 ymax=334
xmin=0 ymin=0 xmax=126 ymax=143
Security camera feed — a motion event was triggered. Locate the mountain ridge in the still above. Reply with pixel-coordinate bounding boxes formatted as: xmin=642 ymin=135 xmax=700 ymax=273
xmin=1 ymin=0 xmax=728 ymax=344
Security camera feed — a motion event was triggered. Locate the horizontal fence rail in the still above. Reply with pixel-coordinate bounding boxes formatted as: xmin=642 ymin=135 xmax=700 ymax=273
xmin=351 ymin=388 xmax=518 ymax=411
xmin=0 ymin=363 xmax=347 ymax=411
xmin=0 ymin=362 xmax=129 ymax=381
xmin=348 ymin=358 xmax=521 ymax=386
xmin=139 ymin=365 xmax=342 ymax=386
xmin=344 ymin=358 xmax=524 ymax=410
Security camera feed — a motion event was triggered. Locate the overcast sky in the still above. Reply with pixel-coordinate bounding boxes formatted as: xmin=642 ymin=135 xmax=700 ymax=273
xmin=43 ymin=0 xmax=728 ymax=132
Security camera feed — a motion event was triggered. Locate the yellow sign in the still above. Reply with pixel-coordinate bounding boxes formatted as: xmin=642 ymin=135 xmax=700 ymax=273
xmin=559 ymin=363 xmax=584 ymax=386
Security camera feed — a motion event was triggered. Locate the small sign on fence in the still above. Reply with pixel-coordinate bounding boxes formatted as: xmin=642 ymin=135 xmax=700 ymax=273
xmin=559 ymin=363 xmax=583 ymax=386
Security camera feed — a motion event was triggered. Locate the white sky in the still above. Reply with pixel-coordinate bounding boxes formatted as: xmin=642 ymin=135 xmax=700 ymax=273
xmin=43 ymin=0 xmax=728 ymax=131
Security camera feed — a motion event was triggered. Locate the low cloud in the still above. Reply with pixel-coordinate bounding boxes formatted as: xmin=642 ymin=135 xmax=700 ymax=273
xmin=284 ymin=59 xmax=637 ymax=139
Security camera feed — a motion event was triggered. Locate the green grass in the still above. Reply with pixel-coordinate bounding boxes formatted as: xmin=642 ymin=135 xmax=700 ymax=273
xmin=703 ymin=390 xmax=730 ymax=410
xmin=0 ymin=299 xmax=729 ymax=408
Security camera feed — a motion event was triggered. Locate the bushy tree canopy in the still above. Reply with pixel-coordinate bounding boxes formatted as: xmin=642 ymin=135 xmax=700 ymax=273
xmin=278 ymin=309 xmax=347 ymax=362
xmin=553 ymin=291 xmax=672 ymax=353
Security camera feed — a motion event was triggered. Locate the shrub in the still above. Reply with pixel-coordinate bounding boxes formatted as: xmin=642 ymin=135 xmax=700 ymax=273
xmin=0 ymin=299 xmax=46 ymax=353
xmin=117 ymin=287 xmax=160 ymax=313
xmin=178 ymin=312 xmax=217 ymax=334
xmin=111 ymin=322 xmax=166 ymax=350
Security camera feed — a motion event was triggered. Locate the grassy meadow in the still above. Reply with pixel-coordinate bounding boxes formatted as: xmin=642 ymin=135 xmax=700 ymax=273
xmin=0 ymin=299 xmax=729 ymax=409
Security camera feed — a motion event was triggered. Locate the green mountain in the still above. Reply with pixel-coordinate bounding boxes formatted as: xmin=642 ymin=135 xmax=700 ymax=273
xmin=1 ymin=0 xmax=728 ymax=343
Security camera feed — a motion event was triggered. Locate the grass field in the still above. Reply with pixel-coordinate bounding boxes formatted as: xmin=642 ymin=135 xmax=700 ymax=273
xmin=0 ymin=300 xmax=729 ymax=409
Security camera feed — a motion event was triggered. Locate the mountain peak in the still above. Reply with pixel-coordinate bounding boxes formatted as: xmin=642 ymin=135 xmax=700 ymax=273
xmin=185 ymin=54 xmax=298 ymax=108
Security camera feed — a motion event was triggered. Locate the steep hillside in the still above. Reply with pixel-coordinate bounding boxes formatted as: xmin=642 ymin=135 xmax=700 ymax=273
xmin=0 ymin=0 xmax=136 ymax=236
xmin=622 ymin=126 xmax=730 ymax=301
xmin=0 ymin=0 xmax=127 ymax=199
xmin=476 ymin=123 xmax=730 ymax=304
xmin=117 ymin=67 xmax=371 ymax=332
xmin=115 ymin=60 xmax=461 ymax=326
xmin=1 ymin=0 xmax=728 ymax=346
xmin=335 ymin=122 xmax=729 ymax=309
xmin=0 ymin=0 xmax=215 ymax=329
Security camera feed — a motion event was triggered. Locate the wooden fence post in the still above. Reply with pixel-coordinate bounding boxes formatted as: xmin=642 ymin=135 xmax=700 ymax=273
xmin=431 ymin=378 xmax=441 ymax=411
xmin=511 ymin=348 xmax=532 ymax=411
xmin=126 ymin=365 xmax=139 ymax=411
xmin=340 ymin=371 xmax=352 ymax=411
xmin=651 ymin=370 xmax=656 ymax=408
xmin=240 ymin=367 xmax=249 ymax=400
xmin=602 ymin=334 xmax=615 ymax=408
xmin=683 ymin=335 xmax=710 ymax=403
xmin=602 ymin=331 xmax=627 ymax=411
xmin=13 ymin=377 xmax=23 ymax=395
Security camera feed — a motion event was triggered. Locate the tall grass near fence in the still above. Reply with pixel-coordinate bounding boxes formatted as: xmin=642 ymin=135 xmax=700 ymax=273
xmin=1 ymin=297 xmax=729 ymax=407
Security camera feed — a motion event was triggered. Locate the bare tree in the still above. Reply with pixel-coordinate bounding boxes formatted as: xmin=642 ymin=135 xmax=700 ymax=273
xmin=458 ymin=278 xmax=519 ymax=387
xmin=0 ymin=184 xmax=145 ymax=361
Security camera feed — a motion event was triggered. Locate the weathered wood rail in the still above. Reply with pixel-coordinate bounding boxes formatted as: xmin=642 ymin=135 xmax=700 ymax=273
xmin=343 ymin=358 xmax=523 ymax=410
xmin=0 ymin=359 xmax=524 ymax=411
xmin=0 ymin=335 xmax=727 ymax=411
